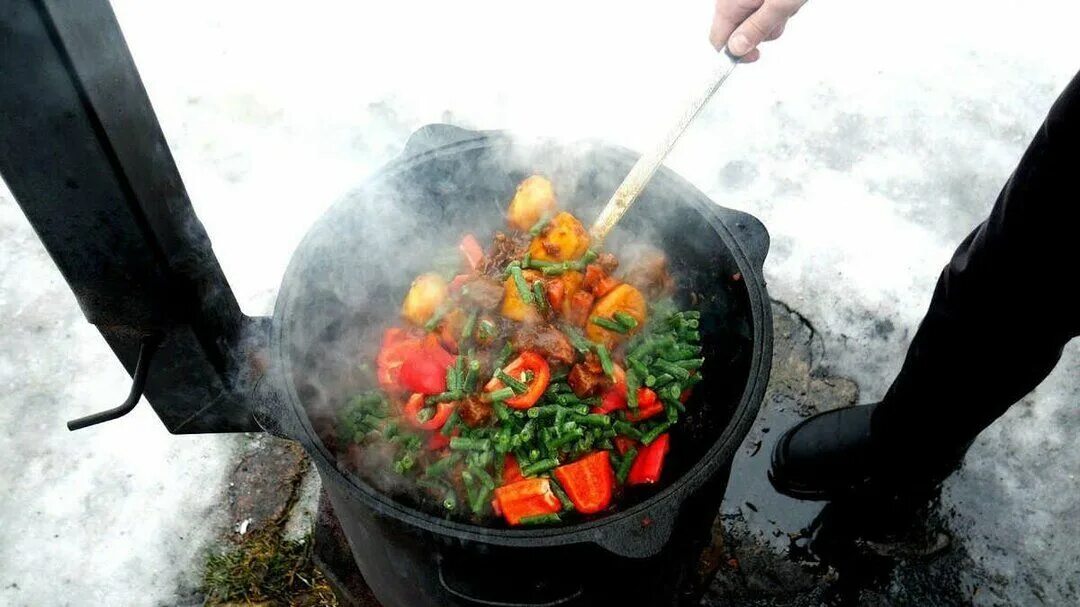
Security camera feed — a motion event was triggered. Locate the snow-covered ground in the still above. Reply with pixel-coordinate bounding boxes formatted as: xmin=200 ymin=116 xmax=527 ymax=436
xmin=1 ymin=0 xmax=1077 ymax=604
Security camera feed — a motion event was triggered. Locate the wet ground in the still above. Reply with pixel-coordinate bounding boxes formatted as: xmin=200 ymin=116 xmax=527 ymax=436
xmin=701 ymin=302 xmax=968 ymax=606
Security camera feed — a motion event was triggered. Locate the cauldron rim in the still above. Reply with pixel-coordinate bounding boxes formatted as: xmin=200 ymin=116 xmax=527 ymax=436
xmin=266 ymin=127 xmax=772 ymax=554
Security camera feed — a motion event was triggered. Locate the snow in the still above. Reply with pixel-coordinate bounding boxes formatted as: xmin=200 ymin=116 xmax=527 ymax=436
xmin=1 ymin=0 xmax=1077 ymax=604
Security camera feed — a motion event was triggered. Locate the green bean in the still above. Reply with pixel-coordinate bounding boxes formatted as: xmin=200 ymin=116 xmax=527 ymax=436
xmin=470 ymin=465 xmax=496 ymax=490
xmin=626 ymin=370 xmax=639 ymax=410
xmin=496 ymin=370 xmax=529 ymax=394
xmin=464 ymin=360 xmax=481 ymax=392
xmin=595 ymin=344 xmax=614 ymax=378
xmin=427 ymin=390 xmax=463 ymax=405
xmin=548 ymin=429 xmax=584 ymax=450
xmin=640 ymin=422 xmax=671 ymax=446
xmin=423 ymin=453 xmax=460 ymax=477
xmin=509 ymin=265 xmax=533 ymax=303
xmin=670 ymin=357 xmax=704 ymax=370
xmin=461 ymin=310 xmax=478 ymax=341
xmin=644 ymin=374 xmax=657 ymax=387
xmin=648 ymin=358 xmax=691 ymax=378
xmin=527 ymin=405 xmax=558 ymax=418
xmin=470 ymin=484 xmax=491 ymax=515
xmin=666 ymin=402 xmax=680 ymax=424
xmin=626 ymin=356 xmax=650 ymax=379
xmin=616 ymin=448 xmax=637 ymax=484
xmin=532 ymin=281 xmax=548 ymax=312
xmin=613 ymin=421 xmax=642 ymax=440
xmin=440 ymin=410 xmax=460 ymax=437
xmin=549 ymin=479 xmax=574 ymax=511
xmin=528 ymin=213 xmax=553 ymax=236
xmin=502 ymin=260 xmax=522 ymax=277
xmin=519 ymin=513 xmax=562 ymax=526
xmin=446 ymin=362 xmax=461 ymax=393
xmin=484 ymin=386 xmax=515 ymax=403
xmin=613 ymin=311 xmax=639 ymax=331
xmin=541 ymin=265 xmax=567 ymax=276
xmin=423 ymin=305 xmax=447 ymax=332
xmin=493 ymin=402 xmax=510 ymax=422
xmin=578 ymin=250 xmax=599 ymax=266
xmin=520 ymin=458 xmax=559 ymax=477
xmin=450 ymin=437 xmax=491 ymax=451
xmin=652 ymin=373 xmax=676 ymax=389
xmin=477 ymin=319 xmax=497 ymax=341
xmin=572 ymin=414 xmax=611 ymax=428
xmin=516 ymin=420 xmax=535 ymax=442
xmin=563 ymin=326 xmax=592 ymax=354
xmin=591 ymin=316 xmax=628 ymax=334
xmin=493 ymin=341 xmax=514 ymax=372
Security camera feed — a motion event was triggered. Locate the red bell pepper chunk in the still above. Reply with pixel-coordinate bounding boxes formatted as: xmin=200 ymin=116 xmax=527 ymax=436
xmin=593 ymin=383 xmax=626 ymax=415
xmin=448 ymin=273 xmax=471 ymax=293
xmin=494 ymin=478 xmax=562 ymax=525
xmin=427 ymin=427 xmax=457 ymax=450
xmin=627 ymin=433 xmax=670 ymax=486
xmin=624 ymin=388 xmax=663 ymax=422
xmin=680 ymin=387 xmax=693 ymax=404
xmin=459 ymin=234 xmax=485 ymax=271
xmin=553 ymin=452 xmax=614 ymax=514
xmin=403 ymin=393 xmax=455 ymax=431
xmin=398 ymin=338 xmax=455 ymax=395
xmin=484 ymin=351 xmax=551 ymax=410
xmin=501 ymin=454 xmax=524 ymax=485
xmin=376 ymin=330 xmax=422 ymax=393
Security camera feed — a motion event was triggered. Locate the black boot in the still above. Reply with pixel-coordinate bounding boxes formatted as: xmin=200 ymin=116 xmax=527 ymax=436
xmin=768 ymin=403 xmax=882 ymax=501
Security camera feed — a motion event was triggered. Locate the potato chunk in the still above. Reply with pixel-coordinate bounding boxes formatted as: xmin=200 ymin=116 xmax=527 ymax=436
xmin=401 ymin=273 xmax=448 ymax=326
xmin=507 ymin=175 xmax=557 ymax=231
xmin=528 ymin=212 xmax=590 ymax=262
xmin=585 ymin=284 xmax=646 ymax=346
xmin=501 ymin=270 xmax=542 ymax=323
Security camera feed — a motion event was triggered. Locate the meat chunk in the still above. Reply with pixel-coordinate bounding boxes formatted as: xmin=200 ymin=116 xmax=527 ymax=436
xmin=511 ymin=324 xmax=576 ymax=365
xmin=568 ymin=363 xmax=605 ymax=398
xmin=622 ymin=250 xmax=675 ymax=299
xmin=596 ymin=252 xmax=619 ymax=275
xmin=461 ymin=276 xmax=504 ymax=310
xmin=458 ymin=395 xmax=493 ymax=427
xmin=480 ymin=232 xmax=528 ymax=276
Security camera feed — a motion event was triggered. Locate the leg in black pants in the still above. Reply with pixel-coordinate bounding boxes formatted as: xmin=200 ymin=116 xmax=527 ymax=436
xmin=770 ymin=70 xmax=1080 ymax=499
xmin=873 ymin=69 xmax=1080 ymax=485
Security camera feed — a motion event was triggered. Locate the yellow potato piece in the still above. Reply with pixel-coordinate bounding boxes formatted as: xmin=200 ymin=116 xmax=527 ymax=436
xmin=507 ymin=175 xmax=558 ymax=231
xmin=559 ymin=270 xmax=584 ymax=318
xmin=401 ymin=273 xmax=448 ymax=326
xmin=528 ymin=212 xmax=590 ymax=262
xmin=585 ymin=284 xmax=647 ymax=346
xmin=501 ymin=271 xmax=542 ymax=323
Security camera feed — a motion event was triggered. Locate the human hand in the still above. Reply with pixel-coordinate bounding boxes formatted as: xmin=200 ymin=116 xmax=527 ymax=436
xmin=709 ymin=0 xmax=806 ymax=62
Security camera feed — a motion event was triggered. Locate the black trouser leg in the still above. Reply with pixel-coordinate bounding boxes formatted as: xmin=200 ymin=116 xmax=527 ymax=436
xmin=871 ymin=70 xmax=1080 ymax=483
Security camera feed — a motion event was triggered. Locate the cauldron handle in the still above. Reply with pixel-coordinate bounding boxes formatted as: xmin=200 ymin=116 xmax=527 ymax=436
xmin=400 ymin=123 xmax=495 ymax=159
xmin=713 ymin=206 xmax=770 ymax=273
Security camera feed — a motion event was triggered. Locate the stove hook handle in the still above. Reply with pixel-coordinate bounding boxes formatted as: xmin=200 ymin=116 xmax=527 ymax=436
xmin=66 ymin=333 xmax=162 ymax=431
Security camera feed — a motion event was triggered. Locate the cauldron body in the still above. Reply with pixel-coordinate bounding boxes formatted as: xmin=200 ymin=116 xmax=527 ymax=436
xmin=256 ymin=125 xmax=773 ymax=606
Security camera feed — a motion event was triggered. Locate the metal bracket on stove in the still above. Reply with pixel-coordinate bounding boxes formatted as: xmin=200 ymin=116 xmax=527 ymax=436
xmin=67 ymin=334 xmax=162 ymax=431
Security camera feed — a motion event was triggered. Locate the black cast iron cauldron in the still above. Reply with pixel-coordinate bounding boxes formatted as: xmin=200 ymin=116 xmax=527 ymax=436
xmin=254 ymin=124 xmax=773 ymax=606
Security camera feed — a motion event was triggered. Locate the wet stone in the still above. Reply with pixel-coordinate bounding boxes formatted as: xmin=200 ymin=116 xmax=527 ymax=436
xmin=226 ymin=434 xmax=309 ymax=539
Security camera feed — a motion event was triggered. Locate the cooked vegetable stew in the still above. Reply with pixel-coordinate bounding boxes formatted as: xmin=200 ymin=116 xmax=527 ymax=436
xmin=336 ymin=176 xmax=703 ymax=526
